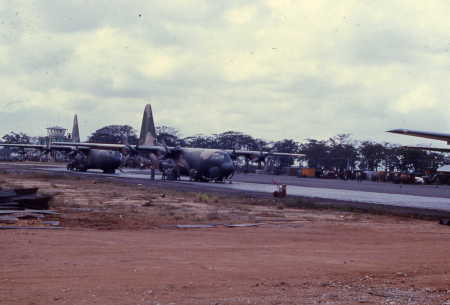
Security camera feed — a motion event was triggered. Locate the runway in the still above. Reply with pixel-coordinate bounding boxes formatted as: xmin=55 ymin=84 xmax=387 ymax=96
xmin=2 ymin=162 xmax=450 ymax=214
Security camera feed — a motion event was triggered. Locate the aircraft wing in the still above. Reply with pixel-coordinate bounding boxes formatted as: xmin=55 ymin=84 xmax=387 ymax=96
xmin=52 ymin=142 xmax=166 ymax=153
xmin=266 ymin=152 xmax=305 ymax=158
xmin=227 ymin=149 xmax=305 ymax=160
xmin=0 ymin=143 xmax=47 ymax=149
xmin=404 ymin=146 xmax=450 ymax=153
xmin=0 ymin=143 xmax=76 ymax=151
xmin=387 ymin=129 xmax=450 ymax=143
xmin=53 ymin=142 xmax=127 ymax=150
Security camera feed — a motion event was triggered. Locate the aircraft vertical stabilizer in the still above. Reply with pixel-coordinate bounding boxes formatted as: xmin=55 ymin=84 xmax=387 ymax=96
xmin=139 ymin=104 xmax=157 ymax=146
xmin=72 ymin=114 xmax=80 ymax=143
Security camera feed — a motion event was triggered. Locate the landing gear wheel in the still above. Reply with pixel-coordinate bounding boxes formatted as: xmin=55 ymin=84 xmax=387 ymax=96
xmin=189 ymin=169 xmax=198 ymax=181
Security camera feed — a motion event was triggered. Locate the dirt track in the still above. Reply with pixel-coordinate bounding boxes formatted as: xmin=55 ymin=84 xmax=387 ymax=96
xmin=1 ymin=172 xmax=450 ymax=304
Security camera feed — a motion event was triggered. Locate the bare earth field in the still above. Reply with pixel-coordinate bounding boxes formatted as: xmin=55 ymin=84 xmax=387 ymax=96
xmin=1 ymin=172 xmax=450 ymax=305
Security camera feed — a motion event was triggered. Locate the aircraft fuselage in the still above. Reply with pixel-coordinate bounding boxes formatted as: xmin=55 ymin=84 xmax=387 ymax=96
xmin=68 ymin=149 xmax=122 ymax=173
xmin=160 ymin=148 xmax=235 ymax=181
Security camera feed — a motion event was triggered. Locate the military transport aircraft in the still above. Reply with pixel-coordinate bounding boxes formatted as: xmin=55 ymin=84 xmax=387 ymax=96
xmin=53 ymin=104 xmax=304 ymax=182
xmin=387 ymin=129 xmax=450 ymax=153
xmin=0 ymin=115 xmax=123 ymax=173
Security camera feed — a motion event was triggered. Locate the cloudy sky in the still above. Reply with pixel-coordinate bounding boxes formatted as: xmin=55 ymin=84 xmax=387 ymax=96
xmin=1 ymin=0 xmax=450 ymax=146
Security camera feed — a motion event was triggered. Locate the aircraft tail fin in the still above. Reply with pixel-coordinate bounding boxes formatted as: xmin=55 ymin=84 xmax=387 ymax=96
xmin=72 ymin=114 xmax=80 ymax=143
xmin=139 ymin=104 xmax=157 ymax=146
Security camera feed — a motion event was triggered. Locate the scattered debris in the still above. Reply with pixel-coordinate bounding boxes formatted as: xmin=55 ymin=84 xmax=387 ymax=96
xmin=15 ymin=213 xmax=44 ymax=219
xmin=0 ymin=216 xmax=18 ymax=224
xmin=224 ymin=223 xmax=260 ymax=228
xmin=175 ymin=223 xmax=262 ymax=229
xmin=0 ymin=226 xmax=63 ymax=230
xmin=42 ymin=220 xmax=61 ymax=226
xmin=0 ymin=187 xmax=59 ymax=229
xmin=0 ymin=187 xmax=53 ymax=210
xmin=0 ymin=209 xmax=58 ymax=215
xmin=176 ymin=224 xmax=218 ymax=229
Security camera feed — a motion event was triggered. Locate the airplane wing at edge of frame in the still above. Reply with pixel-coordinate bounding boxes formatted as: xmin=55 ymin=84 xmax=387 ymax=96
xmin=403 ymin=146 xmax=450 ymax=153
xmin=0 ymin=143 xmax=78 ymax=151
xmin=387 ymin=129 xmax=450 ymax=143
xmin=227 ymin=149 xmax=305 ymax=158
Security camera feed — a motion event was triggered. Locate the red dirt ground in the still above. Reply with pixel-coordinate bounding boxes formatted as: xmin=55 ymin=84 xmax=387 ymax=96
xmin=1 ymin=173 xmax=450 ymax=304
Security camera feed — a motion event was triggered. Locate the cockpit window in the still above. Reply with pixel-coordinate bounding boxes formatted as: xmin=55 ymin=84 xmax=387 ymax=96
xmin=210 ymin=152 xmax=232 ymax=162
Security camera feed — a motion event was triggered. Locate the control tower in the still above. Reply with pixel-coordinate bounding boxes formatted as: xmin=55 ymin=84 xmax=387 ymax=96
xmin=46 ymin=126 xmax=67 ymax=144
xmin=45 ymin=126 xmax=67 ymax=161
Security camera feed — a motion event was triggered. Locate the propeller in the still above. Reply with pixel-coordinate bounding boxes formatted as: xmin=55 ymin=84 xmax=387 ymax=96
xmin=157 ymin=143 xmax=189 ymax=179
xmin=253 ymin=145 xmax=269 ymax=164
xmin=173 ymin=146 xmax=189 ymax=170
xmin=148 ymin=152 xmax=161 ymax=170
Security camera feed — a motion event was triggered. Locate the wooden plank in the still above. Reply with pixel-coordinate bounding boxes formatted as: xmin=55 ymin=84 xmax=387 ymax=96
xmin=0 ymin=205 xmax=22 ymax=210
xmin=176 ymin=224 xmax=217 ymax=229
xmin=24 ymin=209 xmax=59 ymax=215
xmin=0 ymin=191 xmax=19 ymax=203
xmin=0 ymin=226 xmax=63 ymax=230
xmin=0 ymin=216 xmax=18 ymax=224
xmin=16 ymin=196 xmax=52 ymax=210
xmin=15 ymin=213 xmax=44 ymax=219
xmin=14 ymin=188 xmax=38 ymax=195
xmin=224 ymin=223 xmax=260 ymax=228
xmin=0 ymin=190 xmax=18 ymax=198
xmin=0 ymin=202 xmax=20 ymax=207
xmin=42 ymin=220 xmax=60 ymax=226
xmin=0 ymin=209 xmax=59 ymax=215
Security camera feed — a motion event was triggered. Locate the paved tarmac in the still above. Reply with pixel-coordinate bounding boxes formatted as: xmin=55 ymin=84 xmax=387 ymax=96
xmin=2 ymin=163 xmax=450 ymax=214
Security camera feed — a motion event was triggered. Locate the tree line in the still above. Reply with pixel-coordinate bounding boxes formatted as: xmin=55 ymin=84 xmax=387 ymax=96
xmin=84 ymin=125 xmax=448 ymax=173
xmin=2 ymin=125 xmax=448 ymax=173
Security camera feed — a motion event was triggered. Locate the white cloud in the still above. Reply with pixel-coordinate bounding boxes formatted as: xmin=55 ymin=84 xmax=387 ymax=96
xmin=224 ymin=5 xmax=259 ymax=25
xmin=391 ymin=85 xmax=438 ymax=114
xmin=1 ymin=0 xmax=450 ymax=145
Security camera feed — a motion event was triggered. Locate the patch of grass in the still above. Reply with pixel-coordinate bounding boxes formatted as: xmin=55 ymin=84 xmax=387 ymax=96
xmin=195 ymin=193 xmax=219 ymax=203
xmin=283 ymin=197 xmax=322 ymax=209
